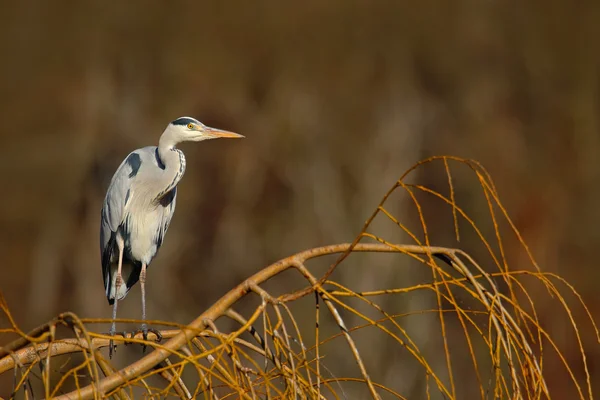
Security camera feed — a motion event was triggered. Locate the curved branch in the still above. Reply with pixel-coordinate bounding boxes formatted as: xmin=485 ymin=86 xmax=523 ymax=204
xmin=48 ymin=242 xmax=450 ymax=400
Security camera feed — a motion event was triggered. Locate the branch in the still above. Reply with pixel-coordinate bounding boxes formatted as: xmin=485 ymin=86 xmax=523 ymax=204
xmin=49 ymin=243 xmax=450 ymax=400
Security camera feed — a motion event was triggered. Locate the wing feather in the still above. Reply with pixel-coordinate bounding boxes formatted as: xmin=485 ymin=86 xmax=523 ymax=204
xmin=100 ymin=150 xmax=141 ymax=294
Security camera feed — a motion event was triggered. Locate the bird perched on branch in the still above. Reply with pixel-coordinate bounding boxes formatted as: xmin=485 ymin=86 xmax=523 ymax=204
xmin=100 ymin=117 xmax=243 ymax=357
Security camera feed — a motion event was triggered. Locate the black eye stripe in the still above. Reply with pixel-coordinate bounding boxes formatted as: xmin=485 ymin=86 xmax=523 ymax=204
xmin=171 ymin=117 xmax=199 ymax=126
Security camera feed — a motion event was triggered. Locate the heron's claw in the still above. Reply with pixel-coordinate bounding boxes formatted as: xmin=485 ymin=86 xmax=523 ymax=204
xmin=149 ymin=327 xmax=163 ymax=342
xmin=131 ymin=324 xmax=162 ymax=353
xmin=108 ymin=329 xmax=129 ymax=358
xmin=109 ymin=324 xmax=115 ymax=359
xmin=109 ymin=338 xmax=115 ymax=359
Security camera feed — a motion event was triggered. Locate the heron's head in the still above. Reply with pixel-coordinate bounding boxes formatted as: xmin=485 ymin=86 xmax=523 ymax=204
xmin=165 ymin=116 xmax=244 ymax=144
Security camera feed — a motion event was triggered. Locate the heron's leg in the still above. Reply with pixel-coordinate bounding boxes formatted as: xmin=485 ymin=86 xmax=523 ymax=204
xmin=140 ymin=262 xmax=147 ymax=328
xmin=136 ymin=263 xmax=161 ymax=351
xmin=110 ymin=240 xmax=124 ymax=359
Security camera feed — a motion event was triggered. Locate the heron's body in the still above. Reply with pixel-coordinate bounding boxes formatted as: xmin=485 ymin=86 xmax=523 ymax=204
xmin=101 ymin=146 xmax=178 ymax=303
xmin=99 ymin=117 xmax=242 ymax=357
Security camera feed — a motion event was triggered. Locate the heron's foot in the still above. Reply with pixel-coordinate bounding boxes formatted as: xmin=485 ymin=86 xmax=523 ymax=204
xmin=109 ymin=338 xmax=114 ymax=359
xmin=131 ymin=324 xmax=162 ymax=353
xmin=108 ymin=325 xmax=116 ymax=359
xmin=108 ymin=329 xmax=130 ymax=358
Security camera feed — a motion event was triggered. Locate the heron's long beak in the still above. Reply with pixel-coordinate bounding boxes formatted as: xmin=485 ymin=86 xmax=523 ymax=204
xmin=206 ymin=127 xmax=244 ymax=139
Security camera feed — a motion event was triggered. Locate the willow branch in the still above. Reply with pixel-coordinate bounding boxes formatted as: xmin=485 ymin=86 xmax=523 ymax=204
xmin=49 ymin=243 xmax=451 ymax=400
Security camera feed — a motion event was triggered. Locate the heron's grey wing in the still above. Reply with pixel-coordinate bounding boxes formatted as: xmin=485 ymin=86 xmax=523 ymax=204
xmin=100 ymin=150 xmax=144 ymax=292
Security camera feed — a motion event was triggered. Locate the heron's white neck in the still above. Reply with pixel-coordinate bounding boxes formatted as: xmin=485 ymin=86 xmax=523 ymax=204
xmin=158 ymin=128 xmax=179 ymax=156
xmin=154 ymin=133 xmax=186 ymax=202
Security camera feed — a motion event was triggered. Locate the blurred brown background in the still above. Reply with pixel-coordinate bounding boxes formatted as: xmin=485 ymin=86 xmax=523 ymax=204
xmin=1 ymin=1 xmax=599 ymax=398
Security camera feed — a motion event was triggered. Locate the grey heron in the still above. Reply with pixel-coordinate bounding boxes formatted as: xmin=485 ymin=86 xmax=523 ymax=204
xmin=100 ymin=116 xmax=243 ymax=357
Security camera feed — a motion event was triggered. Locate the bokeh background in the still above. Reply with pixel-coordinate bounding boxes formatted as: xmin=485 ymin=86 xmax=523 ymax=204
xmin=1 ymin=1 xmax=599 ymax=398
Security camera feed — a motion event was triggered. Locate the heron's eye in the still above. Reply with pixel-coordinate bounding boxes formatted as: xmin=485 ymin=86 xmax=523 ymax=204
xmin=187 ymin=123 xmax=194 ymax=130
